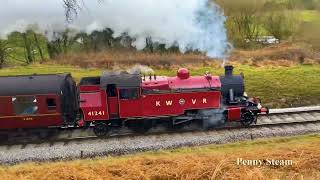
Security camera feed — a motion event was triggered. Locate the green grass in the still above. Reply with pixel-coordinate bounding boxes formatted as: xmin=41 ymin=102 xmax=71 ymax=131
xmin=299 ymin=10 xmax=320 ymax=22
xmin=0 ymin=63 xmax=319 ymax=108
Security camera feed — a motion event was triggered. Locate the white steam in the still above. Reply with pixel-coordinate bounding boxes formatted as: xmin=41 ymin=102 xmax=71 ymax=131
xmin=0 ymin=0 xmax=230 ymax=58
xmin=127 ymin=65 xmax=155 ymax=75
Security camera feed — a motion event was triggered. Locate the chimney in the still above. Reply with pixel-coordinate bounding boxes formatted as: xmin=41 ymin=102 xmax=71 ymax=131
xmin=225 ymin=65 xmax=233 ymax=77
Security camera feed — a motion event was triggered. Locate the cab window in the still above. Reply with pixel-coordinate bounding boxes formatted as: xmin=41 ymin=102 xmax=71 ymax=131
xmin=119 ymin=88 xmax=139 ymax=100
xmin=107 ymin=84 xmax=117 ymax=97
xmin=12 ymin=96 xmax=38 ymax=115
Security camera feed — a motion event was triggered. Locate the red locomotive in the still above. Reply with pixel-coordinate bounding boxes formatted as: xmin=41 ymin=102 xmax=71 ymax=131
xmin=0 ymin=66 xmax=268 ymax=138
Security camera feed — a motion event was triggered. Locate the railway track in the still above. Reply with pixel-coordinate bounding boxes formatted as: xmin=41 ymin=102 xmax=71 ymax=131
xmin=2 ymin=106 xmax=320 ymax=145
xmin=0 ymin=106 xmax=320 ymax=164
xmin=3 ymin=106 xmax=320 ymax=146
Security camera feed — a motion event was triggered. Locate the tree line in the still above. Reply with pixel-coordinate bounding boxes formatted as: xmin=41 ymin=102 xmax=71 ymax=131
xmin=0 ymin=28 xmax=184 ymax=68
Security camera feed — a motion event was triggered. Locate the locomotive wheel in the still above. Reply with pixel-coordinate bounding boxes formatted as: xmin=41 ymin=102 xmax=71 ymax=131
xmin=93 ymin=123 xmax=109 ymax=137
xmin=241 ymin=111 xmax=257 ymax=127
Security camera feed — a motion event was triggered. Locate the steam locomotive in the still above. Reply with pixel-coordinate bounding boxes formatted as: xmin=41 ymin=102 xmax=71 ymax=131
xmin=0 ymin=66 xmax=268 ymax=138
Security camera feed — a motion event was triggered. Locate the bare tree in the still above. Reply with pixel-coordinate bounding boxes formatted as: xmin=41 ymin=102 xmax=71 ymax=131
xmin=63 ymin=0 xmax=81 ymax=22
xmin=217 ymin=0 xmax=265 ymax=48
xmin=144 ymin=37 xmax=154 ymax=53
xmin=0 ymin=40 xmax=11 ymax=69
xmin=33 ymin=32 xmax=45 ymax=62
xmin=63 ymin=0 xmax=104 ymax=22
xmin=46 ymin=29 xmax=77 ymax=58
xmin=263 ymin=10 xmax=299 ymax=42
xmin=21 ymin=32 xmax=34 ymax=64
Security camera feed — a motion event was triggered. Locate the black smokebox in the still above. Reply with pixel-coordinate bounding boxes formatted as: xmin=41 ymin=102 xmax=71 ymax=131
xmin=224 ymin=65 xmax=234 ymax=77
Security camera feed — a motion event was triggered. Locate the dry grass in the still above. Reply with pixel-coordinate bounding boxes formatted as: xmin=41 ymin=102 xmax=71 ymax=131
xmin=1 ymin=134 xmax=320 ymax=180
xmin=53 ymin=43 xmax=320 ymax=69
xmin=230 ymin=42 xmax=320 ymax=66
xmin=54 ymin=50 xmax=216 ymax=69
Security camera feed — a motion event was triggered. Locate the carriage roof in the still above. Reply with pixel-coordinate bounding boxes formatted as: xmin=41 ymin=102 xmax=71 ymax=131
xmin=0 ymin=73 xmax=73 ymax=96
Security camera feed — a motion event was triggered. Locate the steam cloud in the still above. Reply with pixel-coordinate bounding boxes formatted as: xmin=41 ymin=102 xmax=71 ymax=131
xmin=127 ymin=65 xmax=155 ymax=75
xmin=0 ymin=0 xmax=230 ymax=58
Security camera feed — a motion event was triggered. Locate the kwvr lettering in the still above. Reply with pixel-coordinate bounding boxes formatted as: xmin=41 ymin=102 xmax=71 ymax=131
xmin=156 ymin=98 xmax=208 ymax=107
xmin=166 ymin=100 xmax=173 ymax=106
xmin=203 ymin=98 xmax=207 ymax=104
xmin=192 ymin=99 xmax=197 ymax=104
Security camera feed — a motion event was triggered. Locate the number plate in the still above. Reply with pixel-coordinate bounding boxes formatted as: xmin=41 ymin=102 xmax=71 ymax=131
xmin=87 ymin=111 xmax=105 ymax=117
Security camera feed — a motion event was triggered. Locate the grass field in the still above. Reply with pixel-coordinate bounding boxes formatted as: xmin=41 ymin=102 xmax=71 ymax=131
xmin=0 ymin=63 xmax=319 ymax=108
xmin=300 ymin=10 xmax=320 ymax=22
xmin=1 ymin=134 xmax=319 ymax=179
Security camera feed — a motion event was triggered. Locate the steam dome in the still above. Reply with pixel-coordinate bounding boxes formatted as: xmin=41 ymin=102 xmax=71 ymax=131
xmin=177 ymin=68 xmax=190 ymax=79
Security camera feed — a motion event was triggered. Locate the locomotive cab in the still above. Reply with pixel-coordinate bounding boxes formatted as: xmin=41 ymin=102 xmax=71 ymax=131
xmin=79 ymin=71 xmax=142 ymax=123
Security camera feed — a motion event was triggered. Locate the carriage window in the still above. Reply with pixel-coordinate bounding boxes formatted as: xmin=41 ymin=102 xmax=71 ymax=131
xmin=12 ymin=96 xmax=38 ymax=115
xmin=120 ymin=89 xmax=139 ymax=100
xmin=46 ymin=98 xmax=57 ymax=111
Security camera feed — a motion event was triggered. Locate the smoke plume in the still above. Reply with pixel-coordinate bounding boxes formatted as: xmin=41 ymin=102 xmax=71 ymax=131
xmin=0 ymin=0 xmax=230 ymax=58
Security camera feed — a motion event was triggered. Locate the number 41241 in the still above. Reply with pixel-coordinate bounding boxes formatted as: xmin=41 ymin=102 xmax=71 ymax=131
xmin=87 ymin=111 xmax=105 ymax=116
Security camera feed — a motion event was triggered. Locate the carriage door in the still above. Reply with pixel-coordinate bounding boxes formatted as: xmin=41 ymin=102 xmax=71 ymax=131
xmin=106 ymin=84 xmax=119 ymax=118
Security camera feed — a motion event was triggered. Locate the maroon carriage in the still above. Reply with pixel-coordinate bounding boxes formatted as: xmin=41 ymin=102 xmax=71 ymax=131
xmin=0 ymin=73 xmax=79 ymax=133
xmin=79 ymin=66 xmax=268 ymax=136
